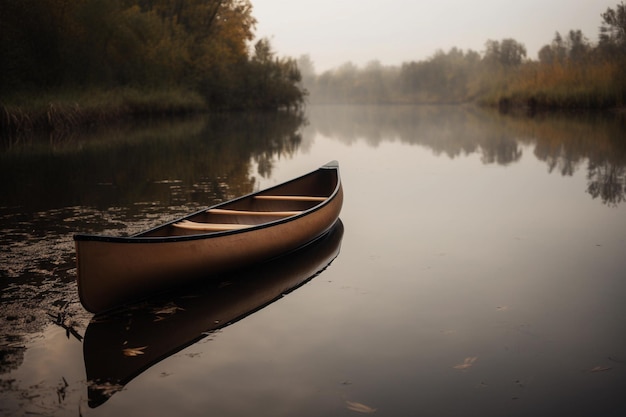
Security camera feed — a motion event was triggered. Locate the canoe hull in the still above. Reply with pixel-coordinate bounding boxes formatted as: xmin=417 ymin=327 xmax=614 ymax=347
xmin=74 ymin=162 xmax=343 ymax=313
xmin=83 ymin=219 xmax=344 ymax=407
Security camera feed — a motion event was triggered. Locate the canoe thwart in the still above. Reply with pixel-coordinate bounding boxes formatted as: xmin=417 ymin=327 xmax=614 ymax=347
xmin=207 ymin=208 xmax=302 ymax=217
xmin=255 ymin=195 xmax=326 ymax=202
xmin=73 ymin=161 xmax=343 ymax=314
xmin=173 ymin=220 xmax=252 ymax=231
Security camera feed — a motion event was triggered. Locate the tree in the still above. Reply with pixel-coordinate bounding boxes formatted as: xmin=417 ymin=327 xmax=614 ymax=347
xmin=0 ymin=0 xmax=306 ymax=110
xmin=538 ymin=31 xmax=589 ymax=65
xmin=252 ymin=38 xmax=273 ymax=63
xmin=538 ymin=32 xmax=567 ymax=64
xmin=599 ymin=1 xmax=626 ymax=50
xmin=566 ymin=30 xmax=590 ymax=63
xmin=224 ymin=38 xmax=305 ymax=110
xmin=484 ymin=38 xmax=527 ymax=68
xmin=297 ymin=54 xmax=316 ymax=91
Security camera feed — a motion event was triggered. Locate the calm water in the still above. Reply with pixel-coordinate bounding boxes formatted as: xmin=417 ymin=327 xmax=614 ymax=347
xmin=1 ymin=105 xmax=625 ymax=416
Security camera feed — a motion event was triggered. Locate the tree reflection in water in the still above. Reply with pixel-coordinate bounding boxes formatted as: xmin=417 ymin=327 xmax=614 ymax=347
xmin=305 ymin=105 xmax=626 ymax=206
xmin=1 ymin=105 xmax=624 ymax=416
xmin=587 ymin=160 xmax=626 ymax=207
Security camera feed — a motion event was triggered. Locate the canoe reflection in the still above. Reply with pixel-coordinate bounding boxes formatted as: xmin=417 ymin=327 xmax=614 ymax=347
xmin=83 ymin=220 xmax=344 ymax=408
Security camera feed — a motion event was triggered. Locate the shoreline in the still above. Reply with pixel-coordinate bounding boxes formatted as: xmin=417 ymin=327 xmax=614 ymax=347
xmin=3 ymin=89 xmax=623 ymax=140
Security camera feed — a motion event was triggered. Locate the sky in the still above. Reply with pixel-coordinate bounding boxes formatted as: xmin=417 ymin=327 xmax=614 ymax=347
xmin=252 ymin=0 xmax=617 ymax=72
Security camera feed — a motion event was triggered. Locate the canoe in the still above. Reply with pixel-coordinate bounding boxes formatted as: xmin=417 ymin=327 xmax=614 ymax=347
xmin=74 ymin=161 xmax=343 ymax=314
xmin=83 ymin=219 xmax=343 ymax=408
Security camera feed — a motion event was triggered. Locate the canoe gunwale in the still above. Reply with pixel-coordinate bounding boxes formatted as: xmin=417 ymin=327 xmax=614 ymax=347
xmin=73 ymin=162 xmax=341 ymax=244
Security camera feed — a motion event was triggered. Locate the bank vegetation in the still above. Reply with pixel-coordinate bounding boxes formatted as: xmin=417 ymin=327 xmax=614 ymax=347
xmin=301 ymin=2 xmax=626 ymax=111
xmin=0 ymin=0 xmax=305 ymax=136
xmin=2 ymin=1 xmax=625 ymax=140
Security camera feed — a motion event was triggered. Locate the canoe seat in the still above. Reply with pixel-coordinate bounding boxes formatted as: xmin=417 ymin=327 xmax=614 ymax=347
xmin=207 ymin=208 xmax=302 ymax=216
xmin=254 ymin=195 xmax=326 ymax=202
xmin=173 ymin=220 xmax=252 ymax=231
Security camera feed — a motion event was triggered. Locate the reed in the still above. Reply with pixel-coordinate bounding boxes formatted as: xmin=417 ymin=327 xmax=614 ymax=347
xmin=1 ymin=87 xmax=208 ymax=138
xmin=479 ymin=60 xmax=625 ymax=110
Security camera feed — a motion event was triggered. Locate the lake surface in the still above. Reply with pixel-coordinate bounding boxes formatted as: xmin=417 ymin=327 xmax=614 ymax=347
xmin=1 ymin=105 xmax=625 ymax=416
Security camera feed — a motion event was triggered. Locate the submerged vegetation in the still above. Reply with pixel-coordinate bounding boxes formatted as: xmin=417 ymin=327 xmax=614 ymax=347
xmin=303 ymin=2 xmax=626 ymax=111
xmin=0 ymin=0 xmax=305 ymax=136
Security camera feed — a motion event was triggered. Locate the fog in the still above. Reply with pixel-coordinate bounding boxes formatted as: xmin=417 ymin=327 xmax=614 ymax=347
xmin=253 ymin=0 xmax=617 ymax=71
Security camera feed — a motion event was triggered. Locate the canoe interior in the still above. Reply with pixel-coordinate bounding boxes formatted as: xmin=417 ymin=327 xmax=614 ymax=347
xmin=137 ymin=166 xmax=339 ymax=238
xmin=73 ymin=162 xmax=342 ymax=314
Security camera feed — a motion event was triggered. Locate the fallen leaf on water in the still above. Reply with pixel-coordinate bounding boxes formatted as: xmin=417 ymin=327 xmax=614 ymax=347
xmin=346 ymin=400 xmax=377 ymax=414
xmin=123 ymin=346 xmax=147 ymax=357
xmin=590 ymin=366 xmax=611 ymax=373
xmin=154 ymin=303 xmax=185 ymax=315
xmin=88 ymin=381 xmax=125 ymax=397
xmin=454 ymin=356 xmax=478 ymax=370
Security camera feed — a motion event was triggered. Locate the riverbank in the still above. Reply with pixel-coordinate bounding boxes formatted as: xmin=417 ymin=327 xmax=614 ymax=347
xmin=1 ymin=88 xmax=208 ymax=138
xmin=3 ymin=86 xmax=623 ymax=143
xmin=476 ymin=60 xmax=626 ymax=112
xmin=478 ymin=85 xmax=624 ymax=113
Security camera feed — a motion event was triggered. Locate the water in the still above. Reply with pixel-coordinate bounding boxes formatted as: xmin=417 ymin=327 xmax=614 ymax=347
xmin=1 ymin=105 xmax=625 ymax=416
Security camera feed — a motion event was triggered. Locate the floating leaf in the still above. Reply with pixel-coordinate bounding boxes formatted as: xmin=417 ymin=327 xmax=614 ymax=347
xmin=153 ymin=303 xmax=185 ymax=316
xmin=453 ymin=356 xmax=478 ymax=370
xmin=123 ymin=346 xmax=147 ymax=357
xmin=88 ymin=381 xmax=125 ymax=397
xmin=346 ymin=400 xmax=377 ymax=414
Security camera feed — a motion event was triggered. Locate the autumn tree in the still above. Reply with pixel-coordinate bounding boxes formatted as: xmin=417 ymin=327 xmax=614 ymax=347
xmin=0 ymin=0 xmax=305 ymax=110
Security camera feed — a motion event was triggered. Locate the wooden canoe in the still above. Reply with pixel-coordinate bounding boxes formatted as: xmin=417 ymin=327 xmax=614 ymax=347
xmin=74 ymin=161 xmax=343 ymax=314
xmin=83 ymin=219 xmax=343 ymax=408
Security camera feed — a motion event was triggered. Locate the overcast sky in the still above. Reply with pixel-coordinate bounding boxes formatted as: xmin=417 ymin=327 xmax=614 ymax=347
xmin=252 ymin=0 xmax=617 ymax=72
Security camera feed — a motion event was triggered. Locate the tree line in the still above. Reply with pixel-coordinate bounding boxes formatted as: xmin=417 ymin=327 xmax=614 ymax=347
xmin=302 ymin=2 xmax=626 ymax=110
xmin=0 ymin=0 xmax=304 ymax=111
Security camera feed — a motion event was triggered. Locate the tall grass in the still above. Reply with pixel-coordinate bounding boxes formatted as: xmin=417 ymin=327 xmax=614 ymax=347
xmin=1 ymin=87 xmax=208 ymax=138
xmin=479 ymin=60 xmax=625 ymax=110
